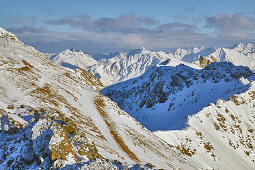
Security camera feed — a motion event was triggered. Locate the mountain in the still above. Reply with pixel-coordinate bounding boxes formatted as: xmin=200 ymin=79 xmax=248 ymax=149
xmin=88 ymin=48 xmax=202 ymax=86
xmin=51 ymin=48 xmax=97 ymax=70
xmin=101 ymin=62 xmax=255 ymax=169
xmin=155 ymin=80 xmax=255 ymax=169
xmin=52 ymin=47 xmax=199 ymax=86
xmin=182 ymin=43 xmax=255 ymax=70
xmin=0 ymin=28 xmax=200 ymax=169
xmin=52 ymin=43 xmax=255 ymax=86
xmin=101 ymin=62 xmax=253 ymax=131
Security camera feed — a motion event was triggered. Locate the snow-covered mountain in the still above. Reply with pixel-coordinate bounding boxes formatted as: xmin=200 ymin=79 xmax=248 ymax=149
xmin=51 ymin=43 xmax=255 ymax=86
xmin=51 ymin=48 xmax=97 ymax=70
xmin=101 ymin=62 xmax=255 ymax=169
xmin=87 ymin=48 xmax=200 ymax=85
xmin=155 ymin=81 xmax=255 ymax=169
xmin=182 ymin=43 xmax=255 ymax=70
xmin=52 ymin=47 xmax=199 ymax=85
xmin=0 ymin=27 xmax=201 ymax=169
xmin=101 ymin=62 xmax=253 ymax=131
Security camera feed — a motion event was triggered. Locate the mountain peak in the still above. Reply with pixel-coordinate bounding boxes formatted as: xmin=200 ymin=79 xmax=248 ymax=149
xmin=69 ymin=48 xmax=81 ymax=52
xmin=0 ymin=27 xmax=19 ymax=42
xmin=141 ymin=46 xmax=147 ymax=51
xmin=231 ymin=42 xmax=245 ymax=49
xmin=125 ymin=47 xmax=150 ymax=56
xmin=230 ymin=42 xmax=255 ymax=52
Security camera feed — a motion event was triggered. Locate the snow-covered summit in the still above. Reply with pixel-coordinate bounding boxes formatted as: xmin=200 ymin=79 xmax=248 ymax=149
xmin=51 ymin=48 xmax=97 ymax=69
xmin=230 ymin=43 xmax=255 ymax=54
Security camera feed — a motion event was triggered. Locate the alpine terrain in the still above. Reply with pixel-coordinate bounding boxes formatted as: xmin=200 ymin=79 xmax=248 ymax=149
xmin=0 ymin=27 xmax=202 ymax=169
xmin=1 ymin=26 xmax=255 ymax=170
xmin=101 ymin=60 xmax=255 ymax=169
xmin=51 ymin=43 xmax=255 ymax=86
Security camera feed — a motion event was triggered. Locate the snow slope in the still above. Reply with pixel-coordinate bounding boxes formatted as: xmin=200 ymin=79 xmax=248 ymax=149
xmin=155 ymin=80 xmax=255 ymax=169
xmin=101 ymin=62 xmax=253 ymax=131
xmin=102 ymin=61 xmax=255 ymax=169
xmin=0 ymin=27 xmax=200 ymax=169
xmin=51 ymin=48 xmax=97 ymax=69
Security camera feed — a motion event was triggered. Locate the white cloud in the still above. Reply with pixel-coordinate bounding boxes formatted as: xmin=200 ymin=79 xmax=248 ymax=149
xmin=7 ymin=13 xmax=255 ymax=53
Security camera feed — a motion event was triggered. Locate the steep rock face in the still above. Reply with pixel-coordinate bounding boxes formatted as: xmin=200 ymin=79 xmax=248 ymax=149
xmin=155 ymin=82 xmax=255 ymax=170
xmin=101 ymin=62 xmax=253 ymax=130
xmin=0 ymin=27 xmax=200 ymax=169
xmin=194 ymin=55 xmax=218 ymax=68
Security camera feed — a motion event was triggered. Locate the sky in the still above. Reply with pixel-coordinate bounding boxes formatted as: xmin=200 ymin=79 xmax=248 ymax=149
xmin=1 ymin=0 xmax=255 ymax=53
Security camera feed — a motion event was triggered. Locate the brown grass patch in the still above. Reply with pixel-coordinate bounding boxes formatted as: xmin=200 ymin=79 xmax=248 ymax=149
xmin=22 ymin=59 xmax=34 ymax=68
xmin=214 ymin=123 xmax=220 ymax=130
xmin=50 ymin=122 xmax=78 ymax=162
xmin=80 ymin=69 xmax=104 ymax=91
xmin=204 ymin=142 xmax=213 ymax=152
xmin=249 ymin=91 xmax=255 ymax=99
xmin=94 ymin=95 xmax=140 ymax=163
xmin=248 ymin=129 xmax=254 ymax=133
xmin=176 ymin=144 xmax=196 ymax=157
xmin=126 ymin=128 xmax=168 ymax=158
xmin=32 ymin=83 xmax=67 ymax=107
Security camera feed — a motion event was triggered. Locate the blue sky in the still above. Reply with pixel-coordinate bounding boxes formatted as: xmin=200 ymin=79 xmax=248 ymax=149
xmin=1 ymin=0 xmax=255 ymax=53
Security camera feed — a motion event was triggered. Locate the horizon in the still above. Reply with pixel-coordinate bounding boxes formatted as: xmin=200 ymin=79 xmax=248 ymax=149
xmin=51 ymin=42 xmax=253 ymax=56
xmin=1 ymin=0 xmax=255 ymax=53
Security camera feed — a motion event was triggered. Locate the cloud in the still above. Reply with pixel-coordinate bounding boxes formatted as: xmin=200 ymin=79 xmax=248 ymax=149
xmin=8 ymin=26 xmax=48 ymax=34
xmin=94 ymin=13 xmax=157 ymax=32
xmin=7 ymin=23 xmax=208 ymax=52
xmin=45 ymin=13 xmax=157 ymax=32
xmin=206 ymin=13 xmax=255 ymax=38
xmin=45 ymin=14 xmax=94 ymax=30
xmin=156 ymin=22 xmax=198 ymax=33
xmin=7 ymin=13 xmax=255 ymax=53
xmin=184 ymin=7 xmax=194 ymax=13
xmin=174 ymin=15 xmax=189 ymax=21
xmin=12 ymin=16 xmax=38 ymax=25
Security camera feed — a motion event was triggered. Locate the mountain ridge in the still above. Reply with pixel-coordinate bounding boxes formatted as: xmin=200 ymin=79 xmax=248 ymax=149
xmin=101 ymin=62 xmax=253 ymax=130
xmin=50 ymin=42 xmax=255 ymax=86
xmin=0 ymin=27 xmax=199 ymax=169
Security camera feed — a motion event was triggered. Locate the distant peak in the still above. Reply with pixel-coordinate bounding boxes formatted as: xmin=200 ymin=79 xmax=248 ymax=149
xmin=69 ymin=48 xmax=80 ymax=52
xmin=231 ymin=42 xmax=245 ymax=49
xmin=141 ymin=47 xmax=146 ymax=51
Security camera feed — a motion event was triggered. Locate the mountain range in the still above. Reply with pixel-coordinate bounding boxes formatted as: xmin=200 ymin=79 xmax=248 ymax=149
xmin=0 ymin=27 xmax=255 ymax=169
xmin=50 ymin=43 xmax=255 ymax=85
